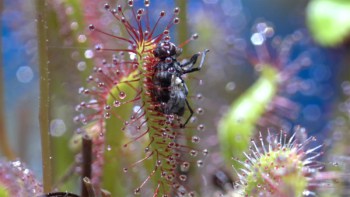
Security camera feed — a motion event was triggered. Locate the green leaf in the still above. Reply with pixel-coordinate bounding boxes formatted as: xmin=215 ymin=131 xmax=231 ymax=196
xmin=218 ymin=65 xmax=279 ymax=166
xmin=102 ymin=70 xmax=140 ymax=196
xmin=307 ymin=0 xmax=350 ymax=46
xmin=0 ymin=185 xmax=9 ymax=197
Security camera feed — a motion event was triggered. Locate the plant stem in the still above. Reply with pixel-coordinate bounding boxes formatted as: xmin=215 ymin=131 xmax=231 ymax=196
xmin=0 ymin=0 xmax=16 ymax=161
xmin=36 ymin=0 xmax=52 ymax=193
xmin=81 ymin=135 xmax=92 ymax=197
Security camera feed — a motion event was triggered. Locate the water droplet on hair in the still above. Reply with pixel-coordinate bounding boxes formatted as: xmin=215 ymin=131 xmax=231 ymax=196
xmin=192 ymin=33 xmax=199 ymax=40
xmin=202 ymin=149 xmax=209 ymax=156
xmin=89 ymin=24 xmax=95 ymax=31
xmin=190 ymin=150 xmax=198 ymax=157
xmin=84 ymin=49 xmax=94 ymax=59
xmin=196 ymin=93 xmax=203 ymax=100
xmin=179 ymin=174 xmax=187 ymax=181
xmin=114 ymin=100 xmax=121 ymax=107
xmin=191 ymin=136 xmax=200 ymax=143
xmin=173 ymin=17 xmax=180 ymax=24
xmin=197 ymin=160 xmax=203 ymax=167
xmin=107 ymin=145 xmax=111 ymax=151
xmin=197 ymin=124 xmax=205 ymax=131
xmin=134 ymin=187 xmax=140 ymax=195
xmin=196 ymin=108 xmax=204 ymax=115
xmin=119 ymin=91 xmax=126 ymax=99
xmin=144 ymin=0 xmax=150 ymax=7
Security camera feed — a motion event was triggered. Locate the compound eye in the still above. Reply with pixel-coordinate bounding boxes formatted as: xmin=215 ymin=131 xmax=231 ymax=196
xmin=165 ymin=57 xmax=172 ymax=63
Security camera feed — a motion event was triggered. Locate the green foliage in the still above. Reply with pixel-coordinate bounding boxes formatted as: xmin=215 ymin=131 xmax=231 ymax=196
xmin=307 ymin=0 xmax=350 ymax=46
xmin=244 ymin=149 xmax=307 ymax=196
xmin=218 ymin=65 xmax=279 ymax=166
xmin=102 ymin=71 xmax=140 ymax=196
xmin=0 ymin=186 xmax=9 ymax=197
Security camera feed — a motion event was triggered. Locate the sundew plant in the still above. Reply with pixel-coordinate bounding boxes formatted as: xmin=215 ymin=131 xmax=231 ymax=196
xmin=1 ymin=0 xmax=350 ymax=197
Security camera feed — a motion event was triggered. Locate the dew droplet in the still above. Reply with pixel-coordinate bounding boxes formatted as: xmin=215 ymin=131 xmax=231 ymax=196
xmin=192 ymin=33 xmax=199 ymax=40
xmin=119 ymin=91 xmax=126 ymax=99
xmin=196 ymin=108 xmax=204 ymax=115
xmin=114 ymin=100 xmax=121 ymax=107
xmin=190 ymin=150 xmax=198 ymax=157
xmin=104 ymin=112 xmax=111 ymax=119
xmin=173 ymin=17 xmax=180 ymax=24
xmin=197 ymin=124 xmax=205 ymax=131
xmin=196 ymin=93 xmax=203 ymax=100
xmin=104 ymin=3 xmax=110 ymax=10
xmin=181 ymin=162 xmax=190 ymax=172
xmin=191 ymin=136 xmax=200 ymax=143
xmin=174 ymin=7 xmax=180 ymax=14
xmin=179 ymin=174 xmax=187 ymax=181
xmin=202 ymin=149 xmax=209 ymax=156
xmin=197 ymin=160 xmax=203 ymax=167
xmin=84 ymin=49 xmax=94 ymax=59
xmin=107 ymin=145 xmax=112 ymax=151
xmin=144 ymin=0 xmax=150 ymax=7
xmin=134 ymin=187 xmax=140 ymax=195
xmin=88 ymin=24 xmax=95 ymax=31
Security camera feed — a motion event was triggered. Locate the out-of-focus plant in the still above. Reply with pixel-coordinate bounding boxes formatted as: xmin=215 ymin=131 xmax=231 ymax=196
xmin=218 ymin=25 xmax=308 ymax=167
xmin=307 ymin=0 xmax=350 ymax=46
xmin=234 ymin=128 xmax=326 ymax=196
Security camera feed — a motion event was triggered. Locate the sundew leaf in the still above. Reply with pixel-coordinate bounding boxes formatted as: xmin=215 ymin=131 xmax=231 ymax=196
xmin=218 ymin=65 xmax=279 ymax=166
xmin=307 ymin=0 xmax=350 ymax=46
xmin=102 ymin=71 xmax=140 ymax=196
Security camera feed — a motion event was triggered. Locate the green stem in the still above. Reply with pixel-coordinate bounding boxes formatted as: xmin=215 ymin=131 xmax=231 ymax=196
xmin=36 ymin=0 xmax=52 ymax=193
xmin=0 ymin=0 xmax=16 ymax=161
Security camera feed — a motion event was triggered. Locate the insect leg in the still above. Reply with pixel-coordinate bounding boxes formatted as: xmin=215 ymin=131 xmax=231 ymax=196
xmin=181 ymin=53 xmax=199 ymax=67
xmin=183 ymin=49 xmax=209 ymax=74
xmin=180 ymin=99 xmax=194 ymax=128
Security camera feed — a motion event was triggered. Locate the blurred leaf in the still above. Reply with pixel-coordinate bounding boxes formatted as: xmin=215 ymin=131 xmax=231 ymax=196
xmin=0 ymin=186 xmax=9 ymax=197
xmin=307 ymin=0 xmax=350 ymax=46
xmin=218 ymin=65 xmax=279 ymax=166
